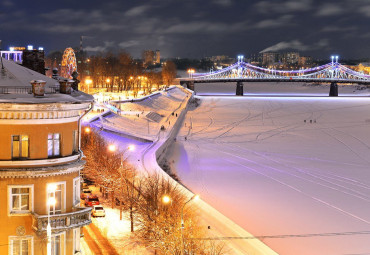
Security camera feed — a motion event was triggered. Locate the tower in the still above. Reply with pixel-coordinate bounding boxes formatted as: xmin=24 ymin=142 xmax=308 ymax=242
xmin=0 ymin=59 xmax=94 ymax=255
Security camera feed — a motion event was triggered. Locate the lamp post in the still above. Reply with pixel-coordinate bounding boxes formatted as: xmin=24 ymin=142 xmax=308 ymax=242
xmin=85 ymin=78 xmax=92 ymax=94
xmin=47 ymin=184 xmax=57 ymax=255
xmin=181 ymin=194 xmax=199 ymax=255
xmin=187 ymin=69 xmax=195 ymax=78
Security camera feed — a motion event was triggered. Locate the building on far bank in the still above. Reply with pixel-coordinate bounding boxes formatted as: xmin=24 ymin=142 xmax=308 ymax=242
xmin=280 ymin=52 xmax=300 ymax=66
xmin=0 ymin=58 xmax=94 ymax=255
xmin=142 ymin=50 xmax=161 ymax=66
xmin=355 ymin=63 xmax=370 ymax=74
xmin=298 ymin=56 xmax=313 ymax=68
xmin=0 ymin=46 xmax=46 ymax=74
xmin=261 ymin=52 xmax=279 ymax=67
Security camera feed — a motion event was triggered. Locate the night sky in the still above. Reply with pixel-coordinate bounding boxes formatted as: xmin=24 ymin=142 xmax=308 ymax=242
xmin=0 ymin=0 xmax=369 ymax=59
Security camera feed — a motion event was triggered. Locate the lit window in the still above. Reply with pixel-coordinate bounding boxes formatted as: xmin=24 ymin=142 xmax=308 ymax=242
xmin=12 ymin=135 xmax=29 ymax=159
xmin=8 ymin=185 xmax=33 ymax=215
xmin=9 ymin=236 xmax=33 ymax=255
xmin=48 ymin=134 xmax=60 ymax=157
xmin=47 ymin=183 xmax=65 ymax=215
xmin=73 ymin=177 xmax=80 ymax=206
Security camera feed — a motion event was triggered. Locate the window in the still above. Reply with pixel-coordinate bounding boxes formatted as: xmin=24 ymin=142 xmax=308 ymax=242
xmin=9 ymin=236 xmax=33 ymax=255
xmin=73 ymin=177 xmax=80 ymax=206
xmin=12 ymin=135 xmax=29 ymax=159
xmin=8 ymin=185 xmax=33 ymax=215
xmin=51 ymin=232 xmax=65 ymax=255
xmin=73 ymin=130 xmax=78 ymax=153
xmin=47 ymin=182 xmax=65 ymax=215
xmin=73 ymin=228 xmax=80 ymax=254
xmin=48 ymin=133 xmax=60 ymax=157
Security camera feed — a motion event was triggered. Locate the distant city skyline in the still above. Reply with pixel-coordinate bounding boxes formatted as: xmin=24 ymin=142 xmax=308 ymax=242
xmin=1 ymin=0 xmax=369 ymax=59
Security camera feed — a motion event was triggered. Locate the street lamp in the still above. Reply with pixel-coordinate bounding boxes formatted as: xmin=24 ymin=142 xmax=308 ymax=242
xmin=85 ymin=78 xmax=92 ymax=94
xmin=162 ymin=195 xmax=171 ymax=204
xmin=128 ymin=144 xmax=135 ymax=151
xmin=47 ymin=185 xmax=57 ymax=255
xmin=181 ymin=194 xmax=199 ymax=255
xmin=108 ymin=144 xmax=116 ymax=152
xmin=187 ymin=69 xmax=195 ymax=78
xmin=85 ymin=127 xmax=91 ymax=133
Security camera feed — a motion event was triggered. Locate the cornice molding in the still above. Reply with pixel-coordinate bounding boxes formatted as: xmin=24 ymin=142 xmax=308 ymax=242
xmin=0 ymin=102 xmax=91 ymax=121
xmin=0 ymin=159 xmax=85 ymax=178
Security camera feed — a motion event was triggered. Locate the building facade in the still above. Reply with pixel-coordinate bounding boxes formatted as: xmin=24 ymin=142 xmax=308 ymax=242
xmin=142 ymin=50 xmax=160 ymax=66
xmin=0 ymin=59 xmax=94 ymax=255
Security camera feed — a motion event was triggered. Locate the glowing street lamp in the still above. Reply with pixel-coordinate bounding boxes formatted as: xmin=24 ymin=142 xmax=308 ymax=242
xmin=47 ymin=185 xmax=57 ymax=255
xmin=108 ymin=144 xmax=116 ymax=152
xmin=106 ymin=78 xmax=110 ymax=83
xmin=187 ymin=69 xmax=195 ymax=78
xmin=85 ymin=79 xmax=92 ymax=85
xmin=181 ymin=194 xmax=199 ymax=255
xmin=128 ymin=144 xmax=135 ymax=151
xmin=237 ymin=55 xmax=244 ymax=63
xmin=162 ymin=195 xmax=171 ymax=204
xmin=84 ymin=127 xmax=91 ymax=133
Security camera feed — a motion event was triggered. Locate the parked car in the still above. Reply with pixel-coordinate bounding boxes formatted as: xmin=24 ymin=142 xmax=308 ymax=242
xmin=82 ymin=182 xmax=89 ymax=189
xmin=91 ymin=205 xmax=106 ymax=217
xmin=80 ymin=188 xmax=92 ymax=200
xmin=85 ymin=195 xmax=100 ymax=207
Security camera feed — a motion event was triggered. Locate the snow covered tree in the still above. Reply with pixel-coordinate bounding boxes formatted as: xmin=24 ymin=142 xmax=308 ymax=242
xmin=162 ymin=60 xmax=177 ymax=88
xmin=81 ymin=127 xmax=122 ymax=193
xmin=135 ymin=173 xmax=226 ymax=254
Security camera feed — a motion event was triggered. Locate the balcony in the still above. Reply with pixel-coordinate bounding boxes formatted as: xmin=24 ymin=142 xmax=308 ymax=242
xmin=32 ymin=207 xmax=92 ymax=233
xmin=0 ymin=154 xmax=80 ymax=168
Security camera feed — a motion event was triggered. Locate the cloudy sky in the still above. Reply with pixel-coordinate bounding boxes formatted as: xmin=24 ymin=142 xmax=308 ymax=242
xmin=0 ymin=0 xmax=369 ymax=59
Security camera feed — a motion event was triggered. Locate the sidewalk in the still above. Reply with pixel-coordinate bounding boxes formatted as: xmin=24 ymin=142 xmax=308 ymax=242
xmin=81 ymin=185 xmax=152 ymax=255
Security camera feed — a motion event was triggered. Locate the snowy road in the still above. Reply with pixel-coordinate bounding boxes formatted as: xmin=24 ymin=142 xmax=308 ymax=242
xmin=166 ymin=95 xmax=370 ymax=255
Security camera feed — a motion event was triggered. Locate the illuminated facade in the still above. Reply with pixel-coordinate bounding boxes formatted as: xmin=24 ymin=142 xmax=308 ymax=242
xmin=0 ymin=59 xmax=94 ymax=255
xmin=142 ymin=49 xmax=160 ymax=66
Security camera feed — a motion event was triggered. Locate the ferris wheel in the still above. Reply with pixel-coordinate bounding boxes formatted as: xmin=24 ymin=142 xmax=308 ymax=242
xmin=61 ymin=47 xmax=77 ymax=79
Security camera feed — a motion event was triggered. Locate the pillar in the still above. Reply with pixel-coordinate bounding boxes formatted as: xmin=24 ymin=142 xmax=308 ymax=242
xmin=329 ymin=82 xmax=338 ymax=96
xmin=236 ymin=81 xmax=243 ymax=96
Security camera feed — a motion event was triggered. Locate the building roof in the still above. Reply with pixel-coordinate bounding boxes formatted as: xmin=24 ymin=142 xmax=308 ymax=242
xmin=0 ymin=58 xmax=94 ymax=104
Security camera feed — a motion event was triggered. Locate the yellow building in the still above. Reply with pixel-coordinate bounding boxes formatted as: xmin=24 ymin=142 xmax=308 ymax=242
xmin=0 ymin=59 xmax=94 ymax=255
xmin=357 ymin=63 xmax=370 ymax=74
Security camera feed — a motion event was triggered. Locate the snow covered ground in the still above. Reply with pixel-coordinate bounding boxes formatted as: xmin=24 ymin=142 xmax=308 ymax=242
xmin=89 ymin=86 xmax=190 ymax=142
xmin=165 ymin=83 xmax=370 ymax=255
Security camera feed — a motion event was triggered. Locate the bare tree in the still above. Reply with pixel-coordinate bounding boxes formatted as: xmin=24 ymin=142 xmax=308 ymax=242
xmin=162 ymin=60 xmax=177 ymax=88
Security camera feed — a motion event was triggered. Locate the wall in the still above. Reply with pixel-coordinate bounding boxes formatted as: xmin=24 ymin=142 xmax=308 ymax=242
xmin=0 ymin=121 xmax=78 ymax=160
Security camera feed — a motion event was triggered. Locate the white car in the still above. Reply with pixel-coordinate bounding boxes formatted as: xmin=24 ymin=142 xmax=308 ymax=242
xmin=91 ymin=205 xmax=105 ymax=217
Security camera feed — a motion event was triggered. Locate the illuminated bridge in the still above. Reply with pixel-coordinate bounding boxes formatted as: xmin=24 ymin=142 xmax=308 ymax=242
xmin=180 ymin=57 xmax=370 ymax=96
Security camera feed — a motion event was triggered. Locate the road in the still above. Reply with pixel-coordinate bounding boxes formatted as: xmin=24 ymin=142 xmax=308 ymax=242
xmin=84 ymin=221 xmax=120 ymax=255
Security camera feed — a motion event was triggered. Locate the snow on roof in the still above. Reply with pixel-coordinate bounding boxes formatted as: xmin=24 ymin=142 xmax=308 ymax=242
xmin=0 ymin=58 xmax=93 ymax=104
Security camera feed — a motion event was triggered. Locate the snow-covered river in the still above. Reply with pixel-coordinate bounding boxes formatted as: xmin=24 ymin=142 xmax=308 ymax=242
xmin=166 ymin=85 xmax=370 ymax=255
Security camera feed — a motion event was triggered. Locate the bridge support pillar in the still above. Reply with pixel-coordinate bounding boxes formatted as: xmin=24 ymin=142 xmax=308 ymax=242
xmin=329 ymin=82 xmax=338 ymax=96
xmin=187 ymin=81 xmax=195 ymax=91
xmin=236 ymin=81 xmax=243 ymax=96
